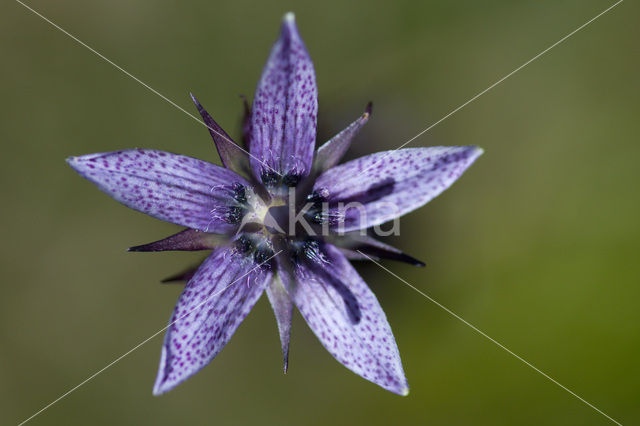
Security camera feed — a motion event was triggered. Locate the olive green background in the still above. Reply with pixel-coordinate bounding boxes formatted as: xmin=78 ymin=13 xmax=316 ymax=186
xmin=2 ymin=0 xmax=638 ymax=425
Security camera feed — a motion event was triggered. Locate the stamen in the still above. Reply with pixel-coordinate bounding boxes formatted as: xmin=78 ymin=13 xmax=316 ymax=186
xmin=260 ymin=170 xmax=280 ymax=187
xmin=304 ymin=190 xmax=342 ymax=225
xmin=232 ymin=183 xmax=247 ymax=204
xmin=225 ymin=206 xmax=246 ymax=224
xmin=306 ymin=189 xmax=327 ymax=205
xmin=253 ymin=245 xmax=275 ymax=269
xmin=282 ymin=173 xmax=301 ymax=187
xmin=234 ymin=234 xmax=274 ymax=270
xmin=235 ymin=235 xmax=254 ymax=254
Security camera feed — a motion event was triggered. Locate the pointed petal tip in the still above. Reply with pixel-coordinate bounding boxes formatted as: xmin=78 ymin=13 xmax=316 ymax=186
xmin=189 ymin=93 xmax=203 ymax=109
xmin=266 ymin=278 xmax=293 ymax=377
xmin=387 ymin=252 xmax=425 ymax=267
xmin=472 ymin=145 xmax=484 ymax=156
xmin=395 ymin=251 xmax=426 ymax=267
xmin=313 ymin=105 xmax=371 ymax=172
xmin=340 ymin=237 xmax=425 ymax=267
xmin=152 ymin=372 xmax=170 ymax=396
xmin=386 ymin=378 xmax=410 ymax=396
xmin=280 ymin=12 xmax=299 ymax=37
xmin=365 ymin=102 xmax=373 ymax=116
xmin=66 ymin=155 xmax=89 ymax=175
xmin=152 ymin=381 xmax=174 ymax=396
xmin=467 ymin=145 xmax=484 ymax=165
xmin=66 ymin=156 xmax=81 ymax=169
xmin=190 ymin=93 xmax=210 ymax=119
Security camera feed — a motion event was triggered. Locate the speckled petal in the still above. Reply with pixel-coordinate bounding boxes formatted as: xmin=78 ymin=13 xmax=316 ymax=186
xmin=279 ymin=243 xmax=408 ymax=395
xmin=313 ymin=146 xmax=483 ymax=231
xmin=67 ymin=149 xmax=251 ymax=233
xmin=153 ymin=245 xmax=272 ymax=395
xmin=265 ymin=277 xmax=293 ymax=372
xmin=314 ymin=103 xmax=371 ymax=174
xmin=249 ymin=13 xmax=317 ymax=183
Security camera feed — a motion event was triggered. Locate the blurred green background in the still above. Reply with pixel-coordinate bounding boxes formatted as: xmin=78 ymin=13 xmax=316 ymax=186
xmin=2 ymin=0 xmax=638 ymax=424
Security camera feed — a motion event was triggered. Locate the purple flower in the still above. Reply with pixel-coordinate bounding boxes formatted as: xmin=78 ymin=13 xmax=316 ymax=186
xmin=67 ymin=12 xmax=482 ymax=396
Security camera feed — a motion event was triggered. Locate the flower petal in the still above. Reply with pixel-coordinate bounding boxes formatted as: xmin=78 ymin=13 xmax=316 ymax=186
xmin=313 ymin=103 xmax=371 ymax=174
xmin=67 ymin=149 xmax=251 ymax=233
xmin=313 ymin=146 xmax=483 ymax=231
xmin=327 ymin=232 xmax=425 ymax=267
xmin=249 ymin=13 xmax=318 ymax=184
xmin=153 ymin=245 xmax=272 ymax=395
xmin=128 ymin=229 xmax=225 ymax=252
xmin=265 ymin=277 xmax=293 ymax=372
xmin=240 ymin=95 xmax=252 ymax=150
xmin=190 ymin=94 xmax=250 ymax=176
xmin=278 ymin=242 xmax=408 ymax=395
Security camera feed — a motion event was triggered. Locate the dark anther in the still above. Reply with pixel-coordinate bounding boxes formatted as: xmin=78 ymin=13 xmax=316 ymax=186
xmin=232 ymin=183 xmax=247 ymax=204
xmin=306 ymin=191 xmax=325 ymax=206
xmin=305 ymin=192 xmax=326 ymax=224
xmin=235 ymin=235 xmax=254 ymax=254
xmin=226 ymin=206 xmax=245 ymax=224
xmin=260 ymin=170 xmax=280 ymax=187
xmin=253 ymin=246 xmax=275 ymax=269
xmin=309 ymin=212 xmax=324 ymax=224
xmin=282 ymin=173 xmax=301 ymax=187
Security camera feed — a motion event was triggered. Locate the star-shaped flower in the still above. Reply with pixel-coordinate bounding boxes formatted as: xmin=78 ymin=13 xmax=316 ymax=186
xmin=67 ymin=12 xmax=482 ymax=396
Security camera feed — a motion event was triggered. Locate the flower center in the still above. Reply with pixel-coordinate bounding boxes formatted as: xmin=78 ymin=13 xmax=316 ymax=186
xmin=230 ymin=176 xmax=335 ymax=270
